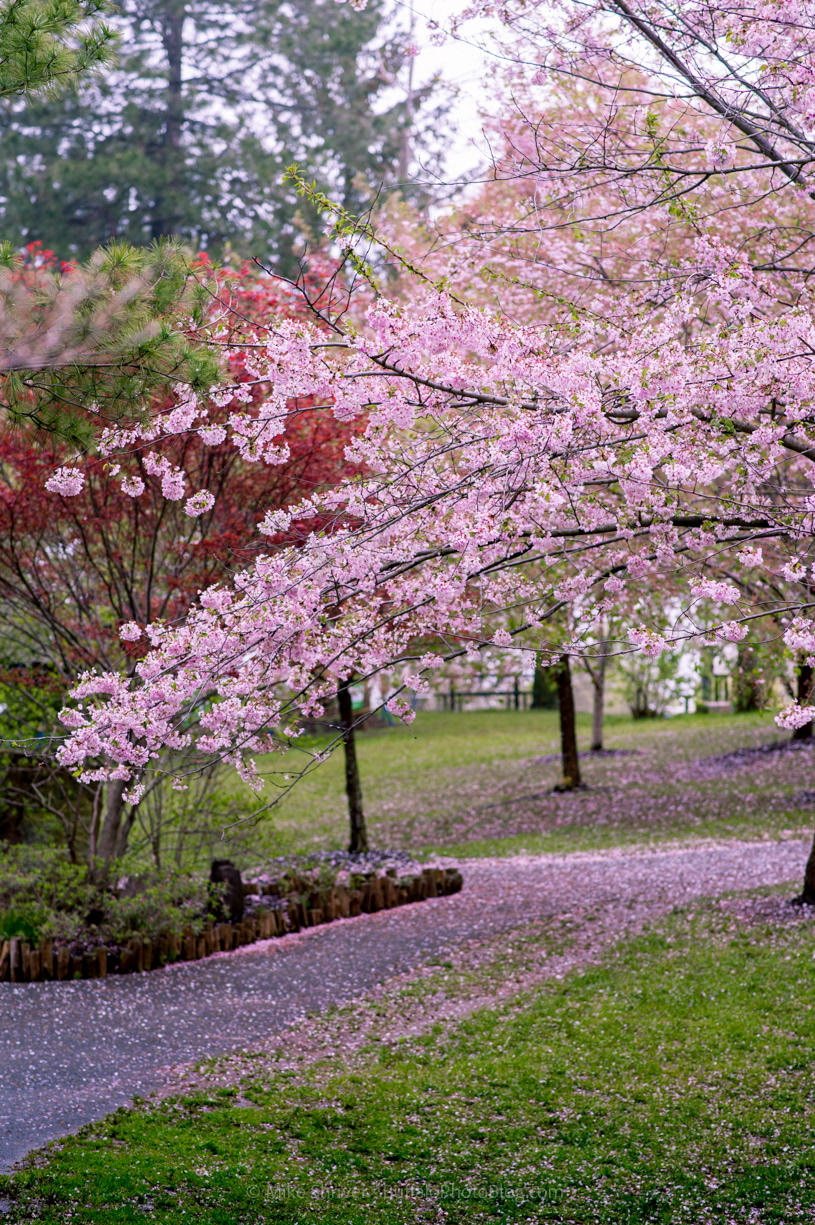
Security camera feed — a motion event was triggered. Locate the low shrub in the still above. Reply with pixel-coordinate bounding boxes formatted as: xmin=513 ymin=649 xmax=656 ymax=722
xmin=0 ymin=844 xmax=89 ymax=914
xmin=0 ymin=905 xmax=49 ymax=942
xmin=0 ymin=843 xmax=214 ymax=947
xmin=102 ymin=872 xmax=214 ymax=943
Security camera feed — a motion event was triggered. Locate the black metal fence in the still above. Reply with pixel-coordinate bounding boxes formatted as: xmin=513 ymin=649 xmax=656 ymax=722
xmin=440 ymin=679 xmax=533 ymax=711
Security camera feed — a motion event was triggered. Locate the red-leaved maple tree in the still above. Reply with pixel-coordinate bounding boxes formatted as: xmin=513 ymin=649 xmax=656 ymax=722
xmin=0 ymin=260 xmax=363 ymax=866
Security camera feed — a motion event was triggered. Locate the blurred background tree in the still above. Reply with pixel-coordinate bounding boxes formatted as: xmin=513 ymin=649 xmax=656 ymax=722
xmin=0 ymin=0 xmax=447 ymax=270
xmin=618 ymin=651 xmax=682 ymax=720
xmin=531 ymin=660 xmax=557 ymax=710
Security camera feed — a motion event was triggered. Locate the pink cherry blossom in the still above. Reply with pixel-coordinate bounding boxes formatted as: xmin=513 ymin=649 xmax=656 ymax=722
xmin=630 ymin=629 xmax=669 ymax=658
xmin=120 ymin=475 xmax=145 ymax=497
xmin=717 ymin=622 xmax=749 ymax=643
xmin=776 ymin=703 xmax=815 ymax=731
xmin=184 ymin=490 xmax=216 ymax=517
xmin=737 ymin=547 xmax=763 ymax=567
xmin=45 ymin=467 xmax=85 ymax=497
xmin=784 ymin=618 xmax=815 ymax=655
xmin=49 ymin=0 xmax=815 ymax=796
xmin=690 ymin=581 xmax=742 ymax=606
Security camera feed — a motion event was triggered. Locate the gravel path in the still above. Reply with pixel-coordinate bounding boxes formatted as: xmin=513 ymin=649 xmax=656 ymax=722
xmin=0 ymin=836 xmax=809 ymax=1171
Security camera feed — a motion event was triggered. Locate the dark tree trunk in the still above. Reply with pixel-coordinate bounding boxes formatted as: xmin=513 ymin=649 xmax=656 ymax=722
xmin=93 ymin=778 xmax=127 ymax=881
xmin=555 ymin=655 xmax=582 ymax=790
xmin=338 ymin=679 xmax=368 ymax=853
xmin=152 ymin=5 xmax=185 ymax=239
xmin=210 ymin=859 xmax=244 ymax=922
xmin=793 ymin=659 xmax=813 ymax=742
xmin=795 ymin=830 xmax=815 ymax=904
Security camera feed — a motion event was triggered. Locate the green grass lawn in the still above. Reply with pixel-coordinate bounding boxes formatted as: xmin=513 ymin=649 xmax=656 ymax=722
xmin=8 ymin=712 xmax=812 ymax=1222
xmin=7 ymin=898 xmax=815 ymax=1223
xmin=231 ymin=708 xmax=813 ymax=867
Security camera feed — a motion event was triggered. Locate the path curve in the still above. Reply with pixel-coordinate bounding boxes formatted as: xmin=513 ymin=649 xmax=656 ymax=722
xmin=0 ymin=837 xmax=808 ymax=1170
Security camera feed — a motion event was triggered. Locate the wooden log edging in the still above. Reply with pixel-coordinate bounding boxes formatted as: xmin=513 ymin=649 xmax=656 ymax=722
xmin=0 ymin=866 xmax=463 ymax=984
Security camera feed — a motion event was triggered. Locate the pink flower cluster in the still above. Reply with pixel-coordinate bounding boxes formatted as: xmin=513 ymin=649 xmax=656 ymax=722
xmin=776 ymin=704 xmax=815 ymax=731
xmin=45 ymin=467 xmax=85 ymax=497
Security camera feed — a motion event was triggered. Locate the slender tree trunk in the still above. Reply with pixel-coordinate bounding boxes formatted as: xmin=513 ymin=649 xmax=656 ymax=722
xmin=793 ymin=659 xmax=813 ymax=742
xmin=590 ymin=640 xmax=610 ymax=752
xmin=590 ymin=677 xmax=604 ymax=751
xmin=338 ymin=679 xmax=368 ymax=853
xmin=88 ymin=784 xmax=102 ymax=866
xmin=94 ymin=778 xmax=127 ymax=881
xmin=115 ymin=807 xmax=138 ymax=860
xmin=555 ymin=655 xmax=582 ymax=790
xmin=795 ymin=830 xmax=815 ymax=903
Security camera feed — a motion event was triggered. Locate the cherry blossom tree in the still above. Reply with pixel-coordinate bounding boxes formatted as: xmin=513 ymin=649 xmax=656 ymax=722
xmin=48 ymin=2 xmax=815 ymax=867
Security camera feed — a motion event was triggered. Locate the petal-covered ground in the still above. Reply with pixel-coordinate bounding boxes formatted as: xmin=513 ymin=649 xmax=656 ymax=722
xmin=1 ymin=836 xmax=809 ymax=1172
xmin=247 ymin=710 xmax=815 ymax=858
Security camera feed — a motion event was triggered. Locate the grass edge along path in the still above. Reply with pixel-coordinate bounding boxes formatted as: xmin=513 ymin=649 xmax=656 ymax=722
xmin=5 ymin=893 xmax=815 ymax=1223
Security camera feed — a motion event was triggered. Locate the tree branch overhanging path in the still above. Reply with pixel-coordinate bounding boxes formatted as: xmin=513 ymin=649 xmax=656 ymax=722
xmin=1 ymin=0 xmax=812 ymax=895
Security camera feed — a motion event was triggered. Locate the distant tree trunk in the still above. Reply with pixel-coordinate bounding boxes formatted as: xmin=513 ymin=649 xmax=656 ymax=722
xmin=88 ymin=785 xmax=102 ymax=865
xmin=397 ymin=0 xmax=416 ymax=183
xmin=115 ymin=807 xmax=138 ymax=860
xmin=793 ymin=658 xmax=813 ymax=742
xmin=732 ymin=642 xmax=762 ymax=712
xmin=93 ymin=778 xmax=127 ymax=881
xmin=338 ymin=679 xmax=368 ymax=853
xmin=152 ymin=7 xmax=185 ymax=238
xmin=590 ymin=639 xmax=610 ymax=752
xmin=555 ymin=655 xmax=582 ymax=790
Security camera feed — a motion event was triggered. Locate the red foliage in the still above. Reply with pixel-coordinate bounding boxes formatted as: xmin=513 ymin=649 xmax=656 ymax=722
xmin=0 ymin=268 xmax=362 ymax=681
xmin=18 ymin=240 xmax=75 ymax=275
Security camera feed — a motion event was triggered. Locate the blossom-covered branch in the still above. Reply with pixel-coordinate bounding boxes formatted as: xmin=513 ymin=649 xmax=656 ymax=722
xmin=53 ymin=0 xmax=815 ymax=792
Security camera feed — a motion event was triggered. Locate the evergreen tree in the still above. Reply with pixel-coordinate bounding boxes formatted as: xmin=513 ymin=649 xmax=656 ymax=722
xmin=0 ymin=0 xmax=440 ymax=268
xmin=0 ymin=0 xmax=219 ymax=446
xmin=0 ymin=0 xmax=114 ymax=103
